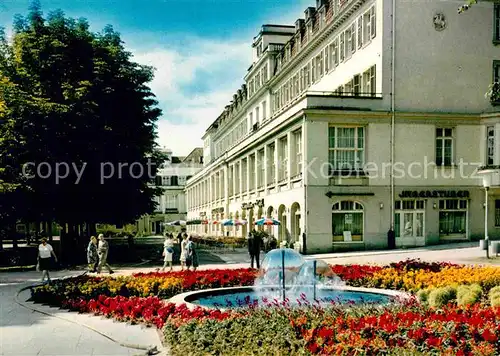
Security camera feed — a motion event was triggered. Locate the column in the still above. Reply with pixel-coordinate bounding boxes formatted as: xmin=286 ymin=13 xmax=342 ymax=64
xmin=239 ymin=159 xmax=244 ymax=195
xmin=287 ymin=131 xmax=293 ymax=184
xmin=274 ymin=138 xmax=279 ymax=184
xmin=263 ymin=145 xmax=268 ymax=188
xmin=232 ymin=164 xmax=236 ymax=197
xmin=254 ymin=150 xmax=259 ymax=190
xmin=246 ymin=155 xmax=251 ymax=193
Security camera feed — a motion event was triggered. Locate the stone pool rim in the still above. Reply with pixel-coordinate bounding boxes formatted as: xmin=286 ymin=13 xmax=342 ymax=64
xmin=168 ymin=286 xmax=412 ymax=310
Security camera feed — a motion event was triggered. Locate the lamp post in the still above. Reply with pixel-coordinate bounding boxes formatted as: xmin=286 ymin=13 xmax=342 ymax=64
xmin=483 ymin=175 xmax=491 ymax=259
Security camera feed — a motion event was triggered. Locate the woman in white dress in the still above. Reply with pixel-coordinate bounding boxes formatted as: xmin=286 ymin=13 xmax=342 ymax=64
xmin=162 ymin=234 xmax=174 ymax=272
xmin=180 ymin=233 xmax=188 ymax=271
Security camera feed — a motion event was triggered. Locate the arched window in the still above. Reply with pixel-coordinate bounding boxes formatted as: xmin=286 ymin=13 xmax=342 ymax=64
xmin=332 ymin=201 xmax=364 ymax=242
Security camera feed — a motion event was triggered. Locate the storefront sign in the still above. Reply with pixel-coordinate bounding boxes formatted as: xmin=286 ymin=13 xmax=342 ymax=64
xmin=345 ymin=213 xmax=353 ymax=224
xmin=343 ymin=231 xmax=352 ymax=242
xmin=211 ymin=207 xmax=224 ymax=214
xmin=398 ymin=190 xmax=469 ymax=198
xmin=242 ymin=199 xmax=265 ymax=210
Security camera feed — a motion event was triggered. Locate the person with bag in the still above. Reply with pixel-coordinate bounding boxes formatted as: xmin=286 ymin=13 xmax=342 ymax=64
xmin=37 ymin=237 xmax=58 ymax=283
xmin=185 ymin=235 xmax=199 ymax=271
xmin=162 ymin=234 xmax=175 ymax=272
xmin=97 ymin=234 xmax=114 ymax=274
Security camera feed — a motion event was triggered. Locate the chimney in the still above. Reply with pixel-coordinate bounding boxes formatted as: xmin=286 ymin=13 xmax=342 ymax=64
xmin=305 ymin=7 xmax=316 ymax=22
xmin=295 ymin=19 xmax=305 ymax=32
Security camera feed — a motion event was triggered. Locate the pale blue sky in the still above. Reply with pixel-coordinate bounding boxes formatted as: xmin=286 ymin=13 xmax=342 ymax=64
xmin=1 ymin=0 xmax=311 ymax=155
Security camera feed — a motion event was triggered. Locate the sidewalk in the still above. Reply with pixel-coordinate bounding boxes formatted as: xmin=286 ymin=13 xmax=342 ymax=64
xmin=0 ymin=270 xmax=164 ymax=356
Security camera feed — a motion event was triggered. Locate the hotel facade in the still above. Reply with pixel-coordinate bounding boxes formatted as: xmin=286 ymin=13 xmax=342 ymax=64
xmin=186 ymin=0 xmax=500 ymax=253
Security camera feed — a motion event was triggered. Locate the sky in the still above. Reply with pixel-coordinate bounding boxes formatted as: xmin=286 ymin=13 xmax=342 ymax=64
xmin=0 ymin=0 xmax=312 ymax=156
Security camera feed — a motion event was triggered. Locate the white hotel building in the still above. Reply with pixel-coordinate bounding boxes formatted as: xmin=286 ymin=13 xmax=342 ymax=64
xmin=186 ymin=0 xmax=500 ymax=253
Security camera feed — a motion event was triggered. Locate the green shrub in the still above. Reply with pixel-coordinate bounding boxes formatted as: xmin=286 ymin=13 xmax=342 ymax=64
xmin=164 ymin=309 xmax=309 ymax=356
xmin=489 ymin=286 xmax=500 ymax=307
xmin=428 ymin=286 xmax=456 ymax=308
xmin=456 ymin=284 xmax=482 ymax=307
xmin=416 ymin=289 xmax=431 ymax=305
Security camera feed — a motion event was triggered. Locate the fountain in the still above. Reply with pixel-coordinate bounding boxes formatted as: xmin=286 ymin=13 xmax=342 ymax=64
xmin=170 ymin=248 xmax=408 ymax=309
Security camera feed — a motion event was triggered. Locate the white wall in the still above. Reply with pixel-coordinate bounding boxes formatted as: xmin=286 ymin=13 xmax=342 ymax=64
xmin=393 ymin=1 xmax=500 ymax=113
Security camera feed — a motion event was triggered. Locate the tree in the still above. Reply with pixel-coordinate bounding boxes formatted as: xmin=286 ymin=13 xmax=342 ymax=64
xmin=0 ymin=2 xmax=165 ymax=260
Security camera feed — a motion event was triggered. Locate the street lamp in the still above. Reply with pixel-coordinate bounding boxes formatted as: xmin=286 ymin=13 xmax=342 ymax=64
xmin=483 ymin=175 xmax=491 ymax=259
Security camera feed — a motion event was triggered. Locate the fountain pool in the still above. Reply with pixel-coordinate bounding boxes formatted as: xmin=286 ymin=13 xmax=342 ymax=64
xmin=169 ymin=249 xmax=409 ymax=309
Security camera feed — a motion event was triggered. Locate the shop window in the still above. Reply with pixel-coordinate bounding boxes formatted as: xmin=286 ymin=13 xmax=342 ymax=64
xmin=439 ymin=199 xmax=467 ymax=237
xmin=332 ymin=201 xmax=363 ymax=242
xmin=394 ymin=200 xmax=425 ymax=238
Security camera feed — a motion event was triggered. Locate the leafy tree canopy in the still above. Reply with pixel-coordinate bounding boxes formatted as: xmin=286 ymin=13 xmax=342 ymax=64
xmin=0 ymin=1 xmax=165 ymax=227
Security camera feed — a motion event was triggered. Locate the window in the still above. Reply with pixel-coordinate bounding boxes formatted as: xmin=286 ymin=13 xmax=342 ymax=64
xmin=328 ymin=127 xmax=364 ymax=171
xmin=279 ymin=137 xmax=288 ymax=182
xmin=340 ymin=32 xmax=345 ymax=62
xmin=350 ymin=23 xmax=356 ymax=53
xmin=394 ymin=200 xmax=425 ymax=239
xmin=363 ymin=6 xmax=376 ymax=43
xmin=357 ymin=16 xmax=363 ymax=48
xmin=496 ymin=200 xmax=500 ymax=227
xmin=362 ymin=65 xmax=376 ymax=96
xmin=241 ymin=158 xmax=247 ymax=192
xmin=332 ymin=201 xmax=363 ymax=242
xmin=311 ymin=58 xmax=316 ymax=82
xmin=249 ymin=154 xmax=256 ymax=190
xmin=494 ymin=60 xmax=500 ymax=83
xmin=228 ymin=166 xmax=234 ymax=196
xmin=305 ymin=63 xmax=311 ymax=86
xmin=262 ymin=101 xmax=267 ymax=121
xmin=162 ymin=176 xmax=171 ymax=186
xmin=178 ymin=176 xmax=187 ymax=186
xmin=370 ymin=6 xmax=376 ymax=38
xmin=249 ymin=113 xmax=253 ymax=131
xmin=294 ymin=130 xmax=302 ymax=177
xmin=435 ymin=128 xmax=453 ymax=166
xmin=495 ymin=5 xmax=500 ymax=42
xmin=438 ymin=199 xmax=467 ymax=237
xmin=353 ymin=75 xmax=360 ymax=96
xmin=344 ymin=79 xmax=353 ymax=95
xmin=487 ymin=126 xmax=495 ymax=165
xmin=333 ymin=39 xmax=339 ymax=67
xmin=255 ymin=107 xmax=260 ymax=123
xmin=267 ymin=144 xmax=275 ymax=185
xmin=318 ymin=53 xmax=323 ymax=77
xmin=257 ymin=149 xmax=264 ymax=188
xmin=324 ymin=47 xmax=330 ymax=73
xmin=345 ymin=28 xmax=351 ymax=58
xmin=235 ymin=163 xmax=240 ymax=194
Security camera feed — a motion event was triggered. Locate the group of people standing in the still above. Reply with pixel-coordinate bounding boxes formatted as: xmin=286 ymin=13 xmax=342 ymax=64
xmin=161 ymin=230 xmax=198 ymax=272
xmin=86 ymin=234 xmax=114 ymax=274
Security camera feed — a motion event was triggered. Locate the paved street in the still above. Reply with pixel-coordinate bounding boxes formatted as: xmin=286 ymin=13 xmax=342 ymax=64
xmin=1 ymin=241 xmax=498 ymax=355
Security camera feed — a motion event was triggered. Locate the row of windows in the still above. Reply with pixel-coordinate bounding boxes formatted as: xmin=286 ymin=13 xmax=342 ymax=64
xmin=334 ymin=65 xmax=376 ymax=96
xmin=248 ymin=64 xmax=269 ymax=98
xmin=273 ymin=5 xmax=376 ymax=113
xmin=154 ymin=175 xmax=191 ymax=186
xmin=189 ymin=130 xmax=302 ymax=207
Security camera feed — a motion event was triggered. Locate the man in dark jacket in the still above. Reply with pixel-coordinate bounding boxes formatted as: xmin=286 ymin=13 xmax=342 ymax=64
xmin=248 ymin=230 xmax=262 ymax=269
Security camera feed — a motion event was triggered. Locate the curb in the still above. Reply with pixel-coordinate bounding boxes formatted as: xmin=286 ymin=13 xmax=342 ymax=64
xmin=14 ymin=274 xmax=162 ymax=356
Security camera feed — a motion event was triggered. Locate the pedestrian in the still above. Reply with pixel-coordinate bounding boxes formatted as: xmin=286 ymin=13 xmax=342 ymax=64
xmin=186 ymin=235 xmax=199 ymax=271
xmin=37 ymin=237 xmax=58 ymax=283
xmin=97 ymin=234 xmax=114 ymax=274
xmin=162 ymin=234 xmax=175 ymax=272
xmin=249 ymin=231 xmax=263 ymax=269
xmin=180 ymin=233 xmax=189 ymax=271
xmin=87 ymin=236 xmax=99 ymax=272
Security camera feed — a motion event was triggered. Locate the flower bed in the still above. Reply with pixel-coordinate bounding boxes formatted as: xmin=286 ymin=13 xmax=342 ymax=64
xmin=29 ymin=259 xmax=500 ymax=355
